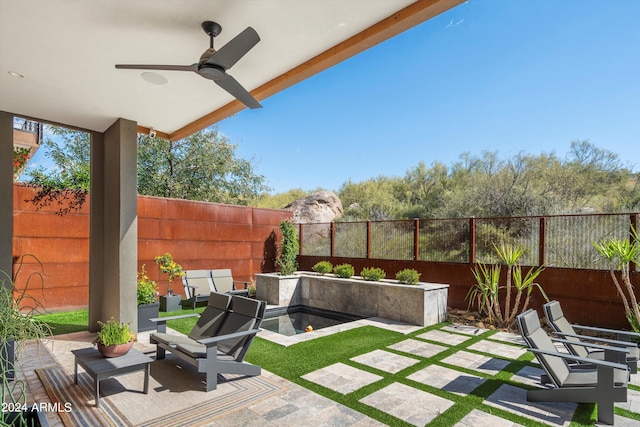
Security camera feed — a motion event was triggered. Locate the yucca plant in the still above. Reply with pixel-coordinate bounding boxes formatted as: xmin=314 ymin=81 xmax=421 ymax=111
xmin=593 ymin=227 xmax=640 ymax=331
xmin=467 ymin=243 xmax=547 ymax=330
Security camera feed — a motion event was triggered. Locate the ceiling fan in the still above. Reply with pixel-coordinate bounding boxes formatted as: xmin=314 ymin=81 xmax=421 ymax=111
xmin=116 ymin=21 xmax=261 ymax=109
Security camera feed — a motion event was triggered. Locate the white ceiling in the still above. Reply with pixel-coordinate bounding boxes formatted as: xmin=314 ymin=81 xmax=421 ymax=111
xmin=1 ymin=0 xmax=460 ymax=138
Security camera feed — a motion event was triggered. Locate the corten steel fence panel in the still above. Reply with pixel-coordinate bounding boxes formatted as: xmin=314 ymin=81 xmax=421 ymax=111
xmin=545 ymin=214 xmax=631 ymax=270
xmin=419 ymin=219 xmax=470 ymax=263
xmin=334 ymin=222 xmax=367 ymax=258
xmin=299 ymin=223 xmax=331 ymax=257
xmin=474 ymin=217 xmax=539 ymax=265
xmin=370 ymin=220 xmax=414 ymax=260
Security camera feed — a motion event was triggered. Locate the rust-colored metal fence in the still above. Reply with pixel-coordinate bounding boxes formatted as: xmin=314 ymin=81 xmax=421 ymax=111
xmin=299 ymin=212 xmax=640 ymax=271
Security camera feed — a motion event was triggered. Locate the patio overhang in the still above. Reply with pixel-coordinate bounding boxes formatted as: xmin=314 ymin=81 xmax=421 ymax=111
xmin=0 ymin=0 xmax=463 ymax=329
xmin=1 ymin=0 xmax=463 ymax=139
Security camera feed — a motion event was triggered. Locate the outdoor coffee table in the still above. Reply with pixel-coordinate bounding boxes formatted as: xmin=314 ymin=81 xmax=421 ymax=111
xmin=72 ymin=347 xmax=153 ymax=407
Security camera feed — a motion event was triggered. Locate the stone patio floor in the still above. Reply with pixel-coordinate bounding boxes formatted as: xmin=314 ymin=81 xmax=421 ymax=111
xmin=14 ymin=320 xmax=640 ymax=426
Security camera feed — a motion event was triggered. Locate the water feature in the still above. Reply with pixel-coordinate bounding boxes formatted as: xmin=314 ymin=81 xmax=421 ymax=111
xmin=262 ymin=306 xmax=362 ymax=336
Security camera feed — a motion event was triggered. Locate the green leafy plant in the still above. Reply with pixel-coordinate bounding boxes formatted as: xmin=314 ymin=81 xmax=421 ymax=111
xmin=466 ymin=243 xmax=547 ymax=330
xmin=276 ymin=219 xmax=299 ymax=275
xmin=360 ymin=267 xmax=386 ymax=281
xmin=396 ymin=268 xmax=421 ymax=285
xmin=594 ymin=226 xmax=640 ymax=331
xmin=137 ymin=264 xmax=158 ymax=305
xmin=333 ymin=264 xmax=355 ymax=279
xmin=154 ymin=252 xmax=185 ymax=294
xmin=13 ymin=147 xmax=31 ymax=175
xmin=247 ymin=280 xmax=257 ymax=298
xmin=1 ymin=256 xmax=52 ymax=425
xmin=312 ymin=261 xmax=333 ymax=275
xmin=94 ymin=318 xmax=136 ymax=346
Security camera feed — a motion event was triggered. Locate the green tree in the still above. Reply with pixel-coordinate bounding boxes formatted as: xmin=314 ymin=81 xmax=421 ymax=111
xmin=23 ymin=126 xmax=269 ymax=211
xmin=24 ymin=127 xmax=90 ymax=215
xmin=137 ymin=129 xmax=269 ymax=205
xmin=338 ymin=177 xmax=401 ymax=221
xmin=256 ymin=188 xmax=324 ymax=210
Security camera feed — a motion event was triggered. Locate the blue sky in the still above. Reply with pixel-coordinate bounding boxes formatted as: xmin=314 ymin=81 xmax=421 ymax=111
xmin=217 ymin=0 xmax=640 ymax=194
xmin=25 ymin=1 xmax=640 ymax=195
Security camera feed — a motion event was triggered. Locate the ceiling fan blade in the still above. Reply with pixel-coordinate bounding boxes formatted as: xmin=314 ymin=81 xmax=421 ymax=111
xmin=115 ymin=64 xmax=198 ymax=72
xmin=214 ymin=73 xmax=262 ymax=109
xmin=206 ymin=27 xmax=260 ymax=70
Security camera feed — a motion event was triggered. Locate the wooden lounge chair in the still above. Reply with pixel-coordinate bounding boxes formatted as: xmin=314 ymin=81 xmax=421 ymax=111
xmin=210 ymin=269 xmax=249 ymax=296
xmin=517 ymin=309 xmax=629 ymax=425
xmin=182 ymin=270 xmax=216 ymax=309
xmin=150 ymin=292 xmax=265 ymax=391
xmin=543 ymin=300 xmax=639 ymax=373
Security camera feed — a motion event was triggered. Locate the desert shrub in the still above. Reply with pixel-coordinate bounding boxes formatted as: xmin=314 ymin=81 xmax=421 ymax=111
xmin=396 ymin=268 xmax=421 ymax=285
xmin=312 ymin=261 xmax=333 ymax=275
xmin=333 ymin=264 xmax=355 ymax=278
xmin=360 ymin=267 xmax=386 ymax=281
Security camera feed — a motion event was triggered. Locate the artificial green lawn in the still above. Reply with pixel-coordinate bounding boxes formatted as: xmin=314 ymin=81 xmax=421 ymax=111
xmin=34 ymin=308 xmax=640 ymax=426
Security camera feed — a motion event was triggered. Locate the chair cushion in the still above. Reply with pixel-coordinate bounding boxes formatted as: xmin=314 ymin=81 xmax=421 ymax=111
xmin=518 ymin=310 xmax=570 ymax=386
xmin=188 ymin=293 xmax=232 ymax=340
xmin=151 ymin=332 xmax=198 ymax=348
xmin=211 ymin=269 xmax=234 ymax=293
xmin=564 ymin=366 xmax=628 ymax=387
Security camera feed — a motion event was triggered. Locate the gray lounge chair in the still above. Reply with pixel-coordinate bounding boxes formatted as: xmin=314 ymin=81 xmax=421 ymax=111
xmin=517 ymin=309 xmax=629 ymax=425
xmin=182 ymin=270 xmax=216 ymax=309
xmin=211 ymin=269 xmax=249 ymax=296
xmin=150 ymin=292 xmax=265 ymax=391
xmin=543 ymin=300 xmax=639 ymax=373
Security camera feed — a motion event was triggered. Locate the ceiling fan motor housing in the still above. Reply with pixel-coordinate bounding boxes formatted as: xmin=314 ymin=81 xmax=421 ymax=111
xmin=198 ymin=64 xmax=226 ymax=81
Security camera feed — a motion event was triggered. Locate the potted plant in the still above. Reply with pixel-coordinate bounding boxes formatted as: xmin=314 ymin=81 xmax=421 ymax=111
xmin=93 ymin=318 xmax=136 ymax=358
xmin=1 ymin=257 xmax=52 ymax=426
xmin=154 ymin=253 xmax=185 ymax=295
xmin=137 ymin=264 xmax=160 ymax=332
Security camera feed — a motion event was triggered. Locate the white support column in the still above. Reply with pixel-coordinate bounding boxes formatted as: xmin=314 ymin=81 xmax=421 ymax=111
xmin=89 ymin=118 xmax=138 ymax=332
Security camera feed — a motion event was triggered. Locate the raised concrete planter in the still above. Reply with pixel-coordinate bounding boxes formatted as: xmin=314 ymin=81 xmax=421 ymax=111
xmin=255 ymin=272 xmax=448 ymax=327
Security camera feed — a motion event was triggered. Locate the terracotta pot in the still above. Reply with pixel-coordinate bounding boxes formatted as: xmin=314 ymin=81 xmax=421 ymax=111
xmin=97 ymin=341 xmax=134 ymax=358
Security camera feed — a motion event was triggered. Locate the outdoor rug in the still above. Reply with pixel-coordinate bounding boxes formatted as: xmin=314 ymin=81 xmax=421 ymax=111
xmin=36 ymin=357 xmax=286 ymax=427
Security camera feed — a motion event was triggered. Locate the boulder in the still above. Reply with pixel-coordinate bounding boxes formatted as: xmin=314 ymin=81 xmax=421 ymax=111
xmin=284 ymin=191 xmax=343 ymax=224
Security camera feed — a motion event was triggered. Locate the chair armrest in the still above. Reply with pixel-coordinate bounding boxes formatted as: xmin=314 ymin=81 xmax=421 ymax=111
xmin=183 ymin=284 xmax=196 ymax=298
xmin=232 ymin=280 xmax=249 ymax=289
xmin=197 ymin=328 xmax=261 ymax=347
xmin=528 ymin=347 xmax=628 ymax=370
xmin=552 ymin=332 xmax=639 ymax=348
xmin=571 ymin=323 xmax=640 ymax=340
xmin=150 ymin=313 xmax=199 ymax=333
xmin=550 ymin=337 xmax=631 ymax=354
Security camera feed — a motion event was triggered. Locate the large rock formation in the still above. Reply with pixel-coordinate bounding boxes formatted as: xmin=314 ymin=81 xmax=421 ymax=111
xmin=284 ymin=191 xmax=343 ymax=223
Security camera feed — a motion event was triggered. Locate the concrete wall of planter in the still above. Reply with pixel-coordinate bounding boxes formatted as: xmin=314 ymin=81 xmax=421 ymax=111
xmin=255 ymin=272 xmax=448 ymax=327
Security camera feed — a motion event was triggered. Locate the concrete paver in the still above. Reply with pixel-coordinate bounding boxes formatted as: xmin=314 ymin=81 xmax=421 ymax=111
xmin=301 ymin=362 xmax=383 ymax=394
xmin=388 ymin=338 xmax=448 ymax=358
xmin=417 ymin=329 xmax=472 ymax=346
xmin=360 ymin=382 xmax=454 ymax=427
xmin=407 ymin=364 xmax=486 ymax=396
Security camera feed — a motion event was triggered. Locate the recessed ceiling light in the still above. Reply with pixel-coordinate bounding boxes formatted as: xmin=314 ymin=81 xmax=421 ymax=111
xmin=140 ymin=72 xmax=168 ymax=85
xmin=8 ymin=71 xmax=24 ymax=78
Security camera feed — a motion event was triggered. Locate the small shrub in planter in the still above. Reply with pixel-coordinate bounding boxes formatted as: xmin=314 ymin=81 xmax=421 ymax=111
xmin=360 ymin=267 xmax=386 ymax=281
xmin=137 ymin=264 xmax=158 ymax=305
xmin=333 ymin=264 xmax=355 ymax=278
xmin=312 ymin=261 xmax=333 ymax=275
xmin=396 ymin=268 xmax=421 ymax=285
